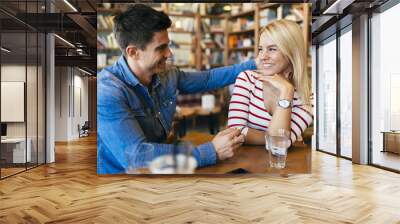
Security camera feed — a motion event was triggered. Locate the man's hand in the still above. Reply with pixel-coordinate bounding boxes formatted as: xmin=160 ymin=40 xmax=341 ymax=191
xmin=212 ymin=128 xmax=245 ymax=161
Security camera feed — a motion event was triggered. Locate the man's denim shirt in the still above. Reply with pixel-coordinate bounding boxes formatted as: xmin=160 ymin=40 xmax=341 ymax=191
xmin=97 ymin=56 xmax=256 ymax=174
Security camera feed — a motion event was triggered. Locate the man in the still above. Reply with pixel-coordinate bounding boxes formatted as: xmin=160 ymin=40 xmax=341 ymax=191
xmin=97 ymin=4 xmax=259 ymax=174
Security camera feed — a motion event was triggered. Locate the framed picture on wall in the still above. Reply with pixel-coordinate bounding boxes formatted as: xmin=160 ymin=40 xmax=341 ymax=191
xmin=1 ymin=81 xmax=25 ymax=122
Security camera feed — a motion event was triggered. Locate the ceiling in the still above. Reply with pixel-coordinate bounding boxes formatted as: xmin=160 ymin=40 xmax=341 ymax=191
xmin=1 ymin=0 xmax=392 ymax=75
xmin=0 ymin=0 xmax=97 ymax=75
xmin=311 ymin=0 xmax=390 ymax=43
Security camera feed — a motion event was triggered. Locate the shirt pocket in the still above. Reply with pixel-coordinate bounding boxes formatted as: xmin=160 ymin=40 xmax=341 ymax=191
xmin=161 ymin=90 xmax=176 ymax=104
xmin=160 ymin=92 xmax=177 ymax=126
xmin=132 ymin=109 xmax=145 ymax=116
xmin=161 ymin=92 xmax=177 ymax=110
xmin=131 ymin=109 xmax=148 ymax=130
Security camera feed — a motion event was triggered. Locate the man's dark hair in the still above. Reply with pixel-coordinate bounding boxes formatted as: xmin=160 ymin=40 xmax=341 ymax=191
xmin=113 ymin=4 xmax=172 ymax=53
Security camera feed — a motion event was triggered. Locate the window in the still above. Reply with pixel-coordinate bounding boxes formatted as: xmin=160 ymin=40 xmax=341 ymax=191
xmin=371 ymin=2 xmax=400 ymax=171
xmin=317 ymin=35 xmax=337 ymax=154
xmin=339 ymin=26 xmax=352 ymax=158
xmin=0 ymin=0 xmax=47 ymax=179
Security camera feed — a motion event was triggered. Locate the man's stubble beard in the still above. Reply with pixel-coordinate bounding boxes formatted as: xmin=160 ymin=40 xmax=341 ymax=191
xmin=152 ymin=59 xmax=171 ymax=75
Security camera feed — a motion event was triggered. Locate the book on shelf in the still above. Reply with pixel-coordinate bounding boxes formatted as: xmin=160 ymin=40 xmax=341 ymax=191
xmin=202 ymin=49 xmax=223 ymax=68
xmin=169 ymin=3 xmax=199 ymax=14
xmin=201 ymin=38 xmax=215 ymax=49
xmin=97 ymin=55 xmax=120 ymax=70
xmin=97 ymin=36 xmax=107 ymax=49
xmin=97 ymin=54 xmax=107 ymax=68
xmin=231 ymin=17 xmax=254 ymax=32
xmin=97 ymin=15 xmax=107 ymax=29
xmin=170 ymin=16 xmax=195 ymax=32
xmin=246 ymin=20 xmax=254 ymax=30
xmin=202 ymin=52 xmax=210 ymax=69
xmin=210 ymin=26 xmax=224 ymax=33
xmin=97 ymin=33 xmax=119 ymax=49
xmin=282 ymin=4 xmax=293 ymax=19
xmin=242 ymin=38 xmax=252 ymax=48
xmin=200 ymin=20 xmax=210 ymax=33
xmin=202 ymin=17 xmax=225 ymax=33
xmin=108 ymin=56 xmax=120 ymax=66
xmin=284 ymin=8 xmax=304 ymax=23
xmin=200 ymin=33 xmax=225 ymax=49
xmin=259 ymin=8 xmax=277 ymax=27
xmin=228 ymin=36 xmax=253 ymax=48
xmin=169 ymin=32 xmax=193 ymax=44
xmin=228 ymin=51 xmax=254 ymax=64
xmin=170 ymin=45 xmax=194 ymax=67
xmin=210 ymin=51 xmax=224 ymax=65
xmin=231 ymin=5 xmax=241 ymax=15
xmin=97 ymin=14 xmax=115 ymax=30
xmin=242 ymin=3 xmax=255 ymax=11
xmin=228 ymin=35 xmax=238 ymax=48
xmin=107 ymin=33 xmax=119 ymax=49
xmin=201 ymin=33 xmax=224 ymax=49
xmin=230 ymin=3 xmax=255 ymax=15
xmin=214 ymin=34 xmax=225 ymax=48
xmin=260 ymin=8 xmax=276 ymax=18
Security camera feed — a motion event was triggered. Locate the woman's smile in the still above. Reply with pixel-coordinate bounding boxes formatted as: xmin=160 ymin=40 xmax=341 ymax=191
xmin=263 ymin=63 xmax=274 ymax=68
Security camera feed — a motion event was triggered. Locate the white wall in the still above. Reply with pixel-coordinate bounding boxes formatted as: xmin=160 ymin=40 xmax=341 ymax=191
xmin=55 ymin=66 xmax=69 ymax=141
xmin=1 ymin=65 xmax=32 ymax=138
xmin=54 ymin=67 xmax=89 ymax=141
xmin=72 ymin=73 xmax=89 ymax=138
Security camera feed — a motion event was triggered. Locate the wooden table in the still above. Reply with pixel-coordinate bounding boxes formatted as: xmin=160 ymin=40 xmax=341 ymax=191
xmin=183 ymin=132 xmax=311 ymax=174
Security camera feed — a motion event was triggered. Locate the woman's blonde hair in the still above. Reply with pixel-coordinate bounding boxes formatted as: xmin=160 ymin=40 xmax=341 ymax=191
xmin=260 ymin=19 xmax=310 ymax=105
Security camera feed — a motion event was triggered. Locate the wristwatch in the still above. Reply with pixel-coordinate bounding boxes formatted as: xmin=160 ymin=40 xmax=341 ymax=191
xmin=277 ymin=99 xmax=292 ymax=109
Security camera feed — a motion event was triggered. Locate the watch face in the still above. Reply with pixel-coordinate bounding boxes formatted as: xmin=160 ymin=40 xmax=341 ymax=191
xmin=278 ymin=99 xmax=290 ymax=108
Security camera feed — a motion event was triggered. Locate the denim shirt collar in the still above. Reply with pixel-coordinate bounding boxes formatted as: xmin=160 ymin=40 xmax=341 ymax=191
xmin=116 ymin=55 xmax=161 ymax=90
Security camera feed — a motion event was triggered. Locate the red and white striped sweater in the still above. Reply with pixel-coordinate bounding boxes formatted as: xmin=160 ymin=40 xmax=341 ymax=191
xmin=227 ymin=70 xmax=313 ymax=144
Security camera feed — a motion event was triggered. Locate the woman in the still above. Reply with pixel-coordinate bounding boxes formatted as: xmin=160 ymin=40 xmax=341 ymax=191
xmin=227 ymin=19 xmax=313 ymax=145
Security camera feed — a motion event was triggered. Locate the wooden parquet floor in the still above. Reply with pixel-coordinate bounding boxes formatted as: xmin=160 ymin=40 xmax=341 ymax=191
xmin=1 ymin=134 xmax=400 ymax=223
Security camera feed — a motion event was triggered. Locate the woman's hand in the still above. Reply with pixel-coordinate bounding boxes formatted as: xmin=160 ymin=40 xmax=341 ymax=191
xmin=253 ymin=72 xmax=294 ymax=98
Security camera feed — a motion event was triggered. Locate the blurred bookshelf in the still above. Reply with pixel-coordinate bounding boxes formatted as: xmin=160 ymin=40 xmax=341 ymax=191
xmin=199 ymin=14 xmax=227 ymax=70
xmin=168 ymin=12 xmax=196 ymax=69
xmin=97 ymin=3 xmax=311 ymax=71
xmin=226 ymin=3 xmax=310 ymax=65
xmin=97 ymin=6 xmax=120 ymax=70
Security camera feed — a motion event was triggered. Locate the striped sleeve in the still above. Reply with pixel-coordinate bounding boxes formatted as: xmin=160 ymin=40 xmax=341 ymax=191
xmin=227 ymin=71 xmax=253 ymax=130
xmin=290 ymin=103 xmax=314 ymax=143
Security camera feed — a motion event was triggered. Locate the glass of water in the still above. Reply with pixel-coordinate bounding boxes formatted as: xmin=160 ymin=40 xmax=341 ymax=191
xmin=149 ymin=141 xmax=197 ymax=174
xmin=125 ymin=143 xmax=155 ymax=174
xmin=265 ymin=129 xmax=291 ymax=169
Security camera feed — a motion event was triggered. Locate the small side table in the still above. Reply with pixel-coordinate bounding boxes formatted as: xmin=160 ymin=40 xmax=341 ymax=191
xmin=381 ymin=131 xmax=400 ymax=154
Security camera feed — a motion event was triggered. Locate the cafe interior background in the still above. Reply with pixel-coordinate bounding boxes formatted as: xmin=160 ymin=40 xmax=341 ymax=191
xmin=97 ymin=2 xmax=314 ymax=174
